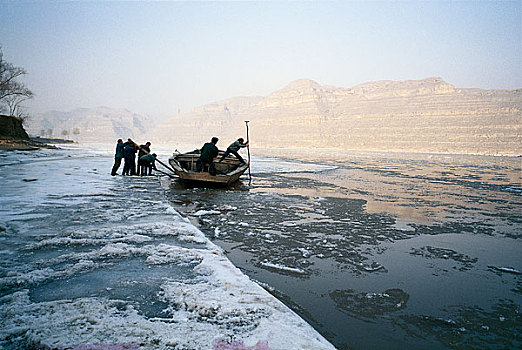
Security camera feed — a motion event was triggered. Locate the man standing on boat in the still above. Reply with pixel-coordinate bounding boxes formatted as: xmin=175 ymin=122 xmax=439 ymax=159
xmin=111 ymin=139 xmax=125 ymax=176
xmin=196 ymin=137 xmax=219 ymax=175
xmin=218 ymin=138 xmax=249 ymax=164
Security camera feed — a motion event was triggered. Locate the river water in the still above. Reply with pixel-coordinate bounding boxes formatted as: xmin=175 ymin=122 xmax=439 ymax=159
xmin=1 ymin=146 xmax=520 ymax=349
xmin=167 ymin=148 xmax=522 ymax=350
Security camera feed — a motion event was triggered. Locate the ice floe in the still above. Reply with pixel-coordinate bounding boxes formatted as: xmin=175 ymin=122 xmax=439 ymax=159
xmin=488 ymin=265 xmax=521 ymax=275
xmin=193 ymin=210 xmax=222 ymax=216
xmin=260 ymin=262 xmax=307 ymax=275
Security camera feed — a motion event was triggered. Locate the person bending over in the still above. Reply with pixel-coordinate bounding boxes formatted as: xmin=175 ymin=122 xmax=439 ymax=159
xmin=139 ymin=153 xmax=157 ymax=176
xmin=137 ymin=142 xmax=151 ymax=175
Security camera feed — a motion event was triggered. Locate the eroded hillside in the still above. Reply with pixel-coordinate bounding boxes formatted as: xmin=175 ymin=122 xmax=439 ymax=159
xmin=148 ymin=78 xmax=521 ymax=155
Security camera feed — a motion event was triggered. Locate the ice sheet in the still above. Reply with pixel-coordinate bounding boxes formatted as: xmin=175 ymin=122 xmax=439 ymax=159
xmin=0 ymin=149 xmax=335 ymax=350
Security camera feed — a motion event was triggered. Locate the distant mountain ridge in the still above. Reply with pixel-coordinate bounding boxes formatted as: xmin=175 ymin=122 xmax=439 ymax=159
xmin=25 ymin=107 xmax=154 ymax=143
xmin=25 ymin=78 xmax=521 ymax=155
xmin=147 ymin=77 xmax=521 ymax=155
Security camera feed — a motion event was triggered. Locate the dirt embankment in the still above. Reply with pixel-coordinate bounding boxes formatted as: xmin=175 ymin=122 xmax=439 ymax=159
xmin=0 ymin=114 xmax=56 ymax=150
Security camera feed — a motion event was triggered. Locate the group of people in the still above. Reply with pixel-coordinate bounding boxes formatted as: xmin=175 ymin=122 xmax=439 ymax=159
xmin=111 ymin=139 xmax=157 ymax=176
xmin=195 ymin=137 xmax=249 ymax=175
xmin=110 ymin=136 xmax=248 ymax=177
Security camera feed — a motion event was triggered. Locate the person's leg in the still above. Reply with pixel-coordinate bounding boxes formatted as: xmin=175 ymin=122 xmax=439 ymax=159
xmin=122 ymin=158 xmax=129 ymax=175
xmin=231 ymin=150 xmax=245 ymax=164
xmin=116 ymin=156 xmax=122 ymax=173
xmin=111 ymin=157 xmax=122 ymax=176
xmin=219 ymin=149 xmax=230 ymax=162
xmin=209 ymin=162 xmax=217 ymax=175
xmin=195 ymin=159 xmax=203 ymax=172
xmin=131 ymin=159 xmax=136 ymax=175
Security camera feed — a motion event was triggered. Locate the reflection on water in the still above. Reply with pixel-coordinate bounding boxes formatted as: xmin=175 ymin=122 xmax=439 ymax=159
xmin=167 ymin=150 xmax=521 ymax=349
xmin=267 ymin=150 xmax=521 ymax=231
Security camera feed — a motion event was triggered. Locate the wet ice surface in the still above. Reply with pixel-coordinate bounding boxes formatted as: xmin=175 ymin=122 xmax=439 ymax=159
xmin=0 ymin=148 xmax=335 ymax=350
xmin=167 ymin=150 xmax=522 ymax=350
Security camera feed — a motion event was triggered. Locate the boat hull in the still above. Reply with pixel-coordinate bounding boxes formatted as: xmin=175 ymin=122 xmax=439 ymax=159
xmin=176 ymin=166 xmax=247 ymax=185
xmin=169 ymin=151 xmax=248 ymax=186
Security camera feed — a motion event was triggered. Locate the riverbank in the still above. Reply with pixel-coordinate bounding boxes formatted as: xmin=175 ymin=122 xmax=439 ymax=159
xmin=0 ymin=115 xmax=58 ymax=150
xmin=0 ymin=137 xmax=57 ymax=150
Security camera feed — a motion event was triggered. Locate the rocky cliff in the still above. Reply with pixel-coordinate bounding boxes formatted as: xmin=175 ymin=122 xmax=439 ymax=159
xmin=0 ymin=115 xmax=29 ymax=139
xmin=147 ymin=78 xmax=521 ymax=155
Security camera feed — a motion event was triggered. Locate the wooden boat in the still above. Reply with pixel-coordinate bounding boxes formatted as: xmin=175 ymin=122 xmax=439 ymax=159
xmin=168 ymin=150 xmax=248 ymax=186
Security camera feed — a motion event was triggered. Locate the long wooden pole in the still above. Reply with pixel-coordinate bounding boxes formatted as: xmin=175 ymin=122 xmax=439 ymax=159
xmin=129 ymin=139 xmax=177 ymax=175
xmin=245 ymin=120 xmax=252 ymax=184
xmin=155 ymin=168 xmax=177 ymax=178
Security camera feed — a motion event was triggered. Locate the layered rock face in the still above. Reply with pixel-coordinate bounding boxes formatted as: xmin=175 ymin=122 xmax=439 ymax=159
xmin=149 ymin=78 xmax=521 ymax=155
xmin=25 ymin=107 xmax=154 ymax=143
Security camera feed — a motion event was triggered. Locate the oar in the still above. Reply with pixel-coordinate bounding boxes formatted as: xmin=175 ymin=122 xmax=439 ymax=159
xmin=129 ymin=139 xmax=177 ymax=175
xmin=245 ymin=120 xmax=252 ymax=185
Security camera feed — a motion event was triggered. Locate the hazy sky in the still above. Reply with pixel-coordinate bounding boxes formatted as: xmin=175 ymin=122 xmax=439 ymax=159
xmin=1 ymin=1 xmax=520 ymax=118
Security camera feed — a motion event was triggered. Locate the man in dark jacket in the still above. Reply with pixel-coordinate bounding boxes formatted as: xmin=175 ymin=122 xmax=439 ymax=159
xmin=122 ymin=140 xmax=137 ymax=176
xmin=195 ymin=137 xmax=219 ymax=175
xmin=137 ymin=142 xmax=151 ymax=175
xmin=111 ymin=139 xmax=125 ymax=176
xmin=218 ymin=138 xmax=248 ymax=164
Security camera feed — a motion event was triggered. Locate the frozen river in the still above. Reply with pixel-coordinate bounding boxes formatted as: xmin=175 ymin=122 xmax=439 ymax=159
xmin=0 ymin=147 xmax=334 ymax=350
xmin=0 ymin=146 xmax=520 ymax=349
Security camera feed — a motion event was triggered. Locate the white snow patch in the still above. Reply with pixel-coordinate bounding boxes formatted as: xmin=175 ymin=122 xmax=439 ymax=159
xmin=145 ymin=244 xmax=202 ymax=266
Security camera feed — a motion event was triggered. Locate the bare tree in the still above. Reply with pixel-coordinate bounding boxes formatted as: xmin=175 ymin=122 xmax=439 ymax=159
xmin=0 ymin=47 xmax=34 ymax=117
xmin=4 ymin=93 xmax=32 ymax=117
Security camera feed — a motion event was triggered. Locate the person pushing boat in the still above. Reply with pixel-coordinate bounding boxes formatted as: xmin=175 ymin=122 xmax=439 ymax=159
xmin=218 ymin=138 xmax=249 ymax=164
xmin=139 ymin=153 xmax=157 ymax=176
xmin=110 ymin=139 xmax=125 ymax=176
